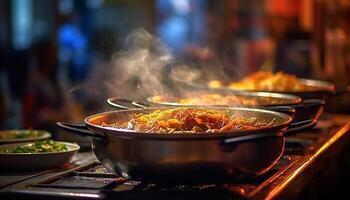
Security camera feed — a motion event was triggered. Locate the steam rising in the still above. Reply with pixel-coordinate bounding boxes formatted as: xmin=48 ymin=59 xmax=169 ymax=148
xmin=109 ymin=28 xmax=174 ymax=99
xmin=85 ymin=28 xmax=176 ymax=107
xmin=83 ymin=28 xmax=230 ymax=112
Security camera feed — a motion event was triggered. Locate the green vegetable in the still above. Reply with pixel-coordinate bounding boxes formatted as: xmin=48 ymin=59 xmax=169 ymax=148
xmin=13 ymin=131 xmax=44 ymax=139
xmin=0 ymin=130 xmax=45 ymax=139
xmin=5 ymin=140 xmax=68 ymax=153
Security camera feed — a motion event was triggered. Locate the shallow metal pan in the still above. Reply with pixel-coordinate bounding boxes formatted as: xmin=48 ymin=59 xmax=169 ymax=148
xmin=57 ymin=107 xmax=314 ymax=182
xmin=107 ymin=91 xmax=324 ymax=124
xmin=169 ymin=65 xmax=349 ymax=100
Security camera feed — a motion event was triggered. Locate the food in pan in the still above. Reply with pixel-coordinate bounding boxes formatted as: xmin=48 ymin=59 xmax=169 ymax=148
xmin=152 ymin=94 xmax=290 ymax=106
xmin=0 ymin=130 xmax=45 ymax=139
xmin=101 ymin=107 xmax=275 ymax=133
xmin=209 ymin=71 xmax=323 ymax=92
xmin=4 ymin=140 xmax=68 ymax=153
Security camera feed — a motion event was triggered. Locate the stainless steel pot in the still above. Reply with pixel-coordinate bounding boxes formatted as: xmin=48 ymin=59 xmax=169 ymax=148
xmin=57 ymin=107 xmax=314 ymax=182
xmin=107 ymin=91 xmax=324 ymax=124
xmin=147 ymin=91 xmax=302 ymax=107
xmin=211 ymin=79 xmax=336 ymax=100
xmin=169 ymin=64 xmax=348 ymax=100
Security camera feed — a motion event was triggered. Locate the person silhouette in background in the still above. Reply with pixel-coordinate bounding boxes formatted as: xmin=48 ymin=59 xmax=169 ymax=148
xmin=22 ymin=41 xmax=72 ymax=134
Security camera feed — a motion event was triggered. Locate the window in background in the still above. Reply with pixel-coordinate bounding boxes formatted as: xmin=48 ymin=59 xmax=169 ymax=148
xmin=156 ymin=0 xmax=207 ymax=56
xmin=11 ymin=0 xmax=33 ymax=50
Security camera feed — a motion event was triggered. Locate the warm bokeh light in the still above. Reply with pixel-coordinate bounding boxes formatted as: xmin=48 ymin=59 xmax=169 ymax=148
xmin=0 ymin=0 xmax=349 ymax=131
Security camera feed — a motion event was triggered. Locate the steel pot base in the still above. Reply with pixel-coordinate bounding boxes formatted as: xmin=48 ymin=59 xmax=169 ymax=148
xmin=93 ymin=135 xmax=284 ymax=182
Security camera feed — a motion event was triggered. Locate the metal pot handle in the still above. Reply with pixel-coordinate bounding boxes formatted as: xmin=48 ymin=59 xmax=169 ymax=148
xmin=222 ymin=119 xmax=316 ymax=146
xmin=291 ymin=99 xmax=325 ymax=109
xmin=223 ymin=132 xmax=283 ymax=144
xmin=107 ymin=97 xmax=149 ymax=109
xmin=57 ymin=122 xmax=105 ymax=140
xmin=284 ymin=119 xmax=317 ymax=136
xmin=220 ymin=131 xmax=283 ymax=151
xmin=263 ymin=106 xmax=295 ymax=117
xmin=332 ymin=85 xmax=350 ymax=96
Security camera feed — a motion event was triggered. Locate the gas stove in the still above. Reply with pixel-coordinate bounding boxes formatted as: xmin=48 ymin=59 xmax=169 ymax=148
xmin=1 ymin=114 xmax=350 ymax=199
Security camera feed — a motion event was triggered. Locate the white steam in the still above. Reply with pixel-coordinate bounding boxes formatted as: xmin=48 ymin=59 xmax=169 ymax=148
xmin=84 ymin=28 xmax=176 ymax=106
xmin=108 ymin=28 xmax=174 ymax=99
xmin=82 ymin=28 xmax=231 ymax=112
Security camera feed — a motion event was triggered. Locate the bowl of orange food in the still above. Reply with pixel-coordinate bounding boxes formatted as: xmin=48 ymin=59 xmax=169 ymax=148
xmin=208 ymin=71 xmax=335 ymax=100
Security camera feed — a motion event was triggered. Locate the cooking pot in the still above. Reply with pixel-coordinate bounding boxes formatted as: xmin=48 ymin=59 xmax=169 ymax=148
xmin=57 ymin=106 xmax=315 ymax=182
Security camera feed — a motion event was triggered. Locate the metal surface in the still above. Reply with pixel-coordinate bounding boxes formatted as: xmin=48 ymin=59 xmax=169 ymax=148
xmin=292 ymin=99 xmax=325 ymax=122
xmin=107 ymin=97 xmax=297 ymax=117
xmin=146 ymin=91 xmax=324 ymax=123
xmin=146 ymin=91 xmax=302 ymax=107
xmin=58 ymin=107 xmax=293 ymax=181
xmin=165 ymin=94 xmax=325 ymax=123
xmin=94 ymin=133 xmax=285 ymax=182
xmin=170 ymin=67 xmax=336 ymax=100
xmin=273 ymin=79 xmax=335 ymax=100
xmin=210 ymin=79 xmax=335 ymax=100
xmin=108 ymin=95 xmax=324 ymax=124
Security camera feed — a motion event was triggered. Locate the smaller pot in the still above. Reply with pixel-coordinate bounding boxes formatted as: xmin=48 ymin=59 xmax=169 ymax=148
xmin=145 ymin=91 xmax=326 ymax=123
xmin=169 ymin=64 xmax=350 ymax=101
xmin=107 ymin=94 xmax=322 ymax=128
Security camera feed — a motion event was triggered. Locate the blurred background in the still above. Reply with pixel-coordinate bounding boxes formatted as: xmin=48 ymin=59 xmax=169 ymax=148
xmin=0 ymin=0 xmax=350 ymax=134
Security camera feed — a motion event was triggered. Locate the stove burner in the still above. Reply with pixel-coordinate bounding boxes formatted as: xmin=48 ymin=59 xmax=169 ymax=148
xmin=19 ymin=154 xmax=295 ymax=199
xmin=285 ymin=137 xmax=314 ymax=154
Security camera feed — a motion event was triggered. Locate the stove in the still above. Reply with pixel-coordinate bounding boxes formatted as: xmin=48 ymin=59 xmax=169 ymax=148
xmin=1 ymin=114 xmax=350 ymax=200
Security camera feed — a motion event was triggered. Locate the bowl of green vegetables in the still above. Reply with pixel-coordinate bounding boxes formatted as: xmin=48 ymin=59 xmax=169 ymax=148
xmin=0 ymin=130 xmax=51 ymax=144
xmin=0 ymin=140 xmax=80 ymax=170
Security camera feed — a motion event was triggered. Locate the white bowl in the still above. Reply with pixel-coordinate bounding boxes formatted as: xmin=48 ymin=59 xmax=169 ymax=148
xmin=0 ymin=130 xmax=51 ymax=144
xmin=0 ymin=141 xmax=80 ymax=170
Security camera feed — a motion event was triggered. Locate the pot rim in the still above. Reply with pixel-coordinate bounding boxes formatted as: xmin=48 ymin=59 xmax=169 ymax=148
xmin=146 ymin=91 xmax=302 ymax=107
xmin=84 ymin=107 xmax=292 ymax=140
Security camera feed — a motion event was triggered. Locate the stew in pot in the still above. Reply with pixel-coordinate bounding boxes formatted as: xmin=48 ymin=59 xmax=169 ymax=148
xmin=101 ymin=107 xmax=276 ymax=134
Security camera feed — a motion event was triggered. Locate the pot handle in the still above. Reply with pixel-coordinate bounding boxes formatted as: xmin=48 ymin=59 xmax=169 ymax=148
xmin=57 ymin=122 xmax=105 ymax=140
xmin=223 ymin=131 xmax=283 ymax=145
xmin=107 ymin=97 xmax=149 ymax=110
xmin=284 ymin=119 xmax=317 ymax=136
xmin=291 ymin=99 xmax=325 ymax=109
xmin=221 ymin=131 xmax=283 ymax=151
xmin=222 ymin=119 xmax=316 ymax=148
xmin=263 ymin=106 xmax=295 ymax=117
xmin=332 ymin=85 xmax=350 ymax=96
